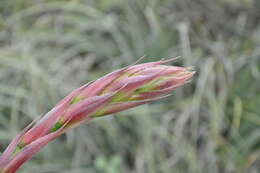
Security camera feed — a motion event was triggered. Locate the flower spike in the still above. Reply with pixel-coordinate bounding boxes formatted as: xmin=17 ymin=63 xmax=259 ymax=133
xmin=0 ymin=58 xmax=194 ymax=173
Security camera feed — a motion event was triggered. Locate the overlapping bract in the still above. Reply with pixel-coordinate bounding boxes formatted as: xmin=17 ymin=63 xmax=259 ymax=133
xmin=0 ymin=59 xmax=194 ymax=173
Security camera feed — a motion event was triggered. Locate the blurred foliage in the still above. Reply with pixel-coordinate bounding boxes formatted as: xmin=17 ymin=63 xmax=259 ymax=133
xmin=0 ymin=0 xmax=259 ymax=173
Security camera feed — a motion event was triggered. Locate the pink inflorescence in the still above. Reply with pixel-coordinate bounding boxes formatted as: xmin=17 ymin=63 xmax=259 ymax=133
xmin=0 ymin=58 xmax=194 ymax=173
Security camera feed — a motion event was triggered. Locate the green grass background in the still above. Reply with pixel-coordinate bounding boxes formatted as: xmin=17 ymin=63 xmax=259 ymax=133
xmin=0 ymin=0 xmax=259 ymax=172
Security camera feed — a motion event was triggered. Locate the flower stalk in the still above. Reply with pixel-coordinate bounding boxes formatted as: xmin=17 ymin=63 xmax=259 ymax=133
xmin=0 ymin=58 xmax=194 ymax=173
